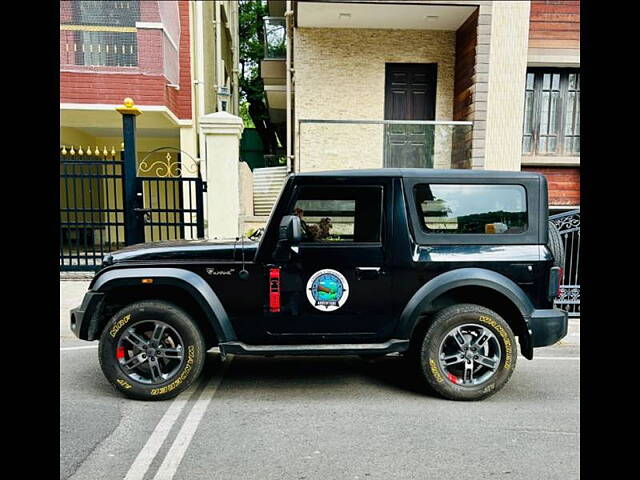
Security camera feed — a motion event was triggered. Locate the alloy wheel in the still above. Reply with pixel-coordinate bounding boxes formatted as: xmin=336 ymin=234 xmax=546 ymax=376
xmin=116 ymin=320 xmax=185 ymax=385
xmin=437 ymin=323 xmax=502 ymax=386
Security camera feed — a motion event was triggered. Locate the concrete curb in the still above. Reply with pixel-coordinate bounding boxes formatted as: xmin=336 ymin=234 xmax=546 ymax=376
xmin=60 ymin=272 xmax=95 ymax=281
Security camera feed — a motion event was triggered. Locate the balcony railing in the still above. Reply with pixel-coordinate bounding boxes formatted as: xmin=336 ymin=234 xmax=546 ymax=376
xmin=60 ymin=1 xmax=180 ymax=84
xmin=297 ymin=119 xmax=473 ymax=172
xmin=60 ymin=27 xmax=138 ymax=67
xmin=60 ymin=1 xmax=140 ymax=68
xmin=263 ymin=17 xmax=286 ymax=60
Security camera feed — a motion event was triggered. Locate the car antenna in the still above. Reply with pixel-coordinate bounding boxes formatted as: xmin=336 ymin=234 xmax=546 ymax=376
xmin=238 ymin=229 xmax=249 ymax=280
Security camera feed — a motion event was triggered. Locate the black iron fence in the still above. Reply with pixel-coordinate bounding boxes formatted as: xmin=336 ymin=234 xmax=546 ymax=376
xmin=60 ymin=146 xmax=205 ymax=271
xmin=550 ymin=209 xmax=580 ymax=317
xmin=60 ymin=146 xmax=126 ymax=270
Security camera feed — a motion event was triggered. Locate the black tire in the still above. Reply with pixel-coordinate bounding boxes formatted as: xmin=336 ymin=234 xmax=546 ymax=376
xmin=418 ymin=304 xmax=517 ymax=401
xmin=547 ymin=221 xmax=565 ymax=268
xmin=99 ymin=300 xmax=206 ymax=401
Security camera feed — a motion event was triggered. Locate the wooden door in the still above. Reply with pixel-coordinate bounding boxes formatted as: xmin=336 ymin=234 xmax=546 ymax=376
xmin=383 ymin=63 xmax=437 ymax=168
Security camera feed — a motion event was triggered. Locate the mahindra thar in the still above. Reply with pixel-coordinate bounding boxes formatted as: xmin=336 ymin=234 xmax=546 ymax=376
xmin=70 ymin=169 xmax=568 ymax=401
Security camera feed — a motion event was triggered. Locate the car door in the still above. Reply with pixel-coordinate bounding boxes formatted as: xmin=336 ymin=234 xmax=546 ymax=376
xmin=265 ymin=179 xmax=394 ymax=342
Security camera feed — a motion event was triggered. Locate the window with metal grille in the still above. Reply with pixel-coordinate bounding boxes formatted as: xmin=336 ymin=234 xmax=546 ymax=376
xmin=63 ymin=1 xmax=140 ymax=67
xmin=522 ymin=68 xmax=580 ymax=156
xmin=70 ymin=1 xmax=140 ymax=27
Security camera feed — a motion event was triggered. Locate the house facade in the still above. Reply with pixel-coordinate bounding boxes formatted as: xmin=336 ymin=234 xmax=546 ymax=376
xmin=259 ymin=0 xmax=579 ymax=215
xmin=60 ymin=0 xmax=240 ymax=174
xmin=60 ymin=0 xmax=242 ymax=268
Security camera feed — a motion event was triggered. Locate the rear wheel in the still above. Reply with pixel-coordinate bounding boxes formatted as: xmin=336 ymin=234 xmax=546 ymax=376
xmin=418 ymin=304 xmax=517 ymax=401
xmin=99 ymin=300 xmax=206 ymax=400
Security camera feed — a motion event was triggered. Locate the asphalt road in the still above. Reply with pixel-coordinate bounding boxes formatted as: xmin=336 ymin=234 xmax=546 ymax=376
xmin=60 ymin=281 xmax=580 ymax=480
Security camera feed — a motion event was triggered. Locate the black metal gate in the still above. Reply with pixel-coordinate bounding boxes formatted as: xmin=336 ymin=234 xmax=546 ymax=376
xmin=550 ymin=209 xmax=580 ymax=317
xmin=60 ymin=145 xmax=205 ymax=271
xmin=134 ymin=148 xmax=205 ymax=243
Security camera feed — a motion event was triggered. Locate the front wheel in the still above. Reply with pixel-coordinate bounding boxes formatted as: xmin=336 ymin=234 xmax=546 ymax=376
xmin=99 ymin=300 xmax=206 ymax=400
xmin=418 ymin=304 xmax=517 ymax=401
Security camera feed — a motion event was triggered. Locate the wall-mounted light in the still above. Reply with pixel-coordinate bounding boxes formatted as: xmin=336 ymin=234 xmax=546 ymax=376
xmin=217 ymin=85 xmax=231 ymax=112
xmin=338 ymin=13 xmax=351 ymax=20
xmin=425 ymin=15 xmax=439 ymax=22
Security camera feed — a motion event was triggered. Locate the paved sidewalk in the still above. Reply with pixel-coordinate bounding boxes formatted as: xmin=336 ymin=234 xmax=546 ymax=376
xmin=60 ymin=280 xmax=91 ymax=339
xmin=564 ymin=317 xmax=580 ymax=345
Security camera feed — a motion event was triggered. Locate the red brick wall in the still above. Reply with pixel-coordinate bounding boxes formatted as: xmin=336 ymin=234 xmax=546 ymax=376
xmin=60 ymin=30 xmax=74 ymax=64
xmin=60 ymin=2 xmax=72 ymax=22
xmin=164 ymin=0 xmax=192 ymax=119
xmin=137 ymin=29 xmax=164 ymax=74
xmin=529 ymin=0 xmax=580 ymax=49
xmin=139 ymin=1 xmax=161 ymax=22
xmin=60 ymin=71 xmax=166 ymax=105
xmin=60 ymin=0 xmax=192 ymax=120
xmin=522 ymin=166 xmax=580 ymax=206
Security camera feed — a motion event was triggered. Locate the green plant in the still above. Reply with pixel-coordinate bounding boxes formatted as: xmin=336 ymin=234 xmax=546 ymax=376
xmin=239 ymin=0 xmax=280 ymax=154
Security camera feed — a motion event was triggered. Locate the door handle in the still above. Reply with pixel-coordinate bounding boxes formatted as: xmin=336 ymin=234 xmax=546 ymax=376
xmin=356 ymin=266 xmax=382 ymax=280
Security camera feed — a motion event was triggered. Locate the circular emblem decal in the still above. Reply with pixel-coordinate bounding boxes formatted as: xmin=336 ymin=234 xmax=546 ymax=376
xmin=306 ymin=269 xmax=349 ymax=312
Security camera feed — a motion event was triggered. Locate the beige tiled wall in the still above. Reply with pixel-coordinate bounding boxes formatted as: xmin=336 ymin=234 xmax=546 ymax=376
xmin=294 ymin=27 xmax=456 ymax=172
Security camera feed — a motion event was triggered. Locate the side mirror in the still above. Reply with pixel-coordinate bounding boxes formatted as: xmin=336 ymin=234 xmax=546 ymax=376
xmin=278 ymin=215 xmax=302 ymax=245
xmin=274 ymin=215 xmax=301 ymax=262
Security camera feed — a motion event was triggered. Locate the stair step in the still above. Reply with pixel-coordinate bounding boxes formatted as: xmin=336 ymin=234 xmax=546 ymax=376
xmin=252 ymin=166 xmax=288 ymax=217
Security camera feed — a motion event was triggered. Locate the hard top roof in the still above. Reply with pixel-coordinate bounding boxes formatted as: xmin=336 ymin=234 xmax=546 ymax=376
xmin=293 ymin=168 xmax=543 ymax=179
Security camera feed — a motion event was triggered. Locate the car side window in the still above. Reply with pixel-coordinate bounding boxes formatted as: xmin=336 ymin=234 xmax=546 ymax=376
xmin=414 ymin=184 xmax=528 ymax=234
xmin=292 ymin=185 xmax=383 ymax=242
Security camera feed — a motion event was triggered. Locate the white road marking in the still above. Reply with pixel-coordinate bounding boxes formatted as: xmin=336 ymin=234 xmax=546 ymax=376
xmin=508 ymin=428 xmax=579 ymax=436
xmin=152 ymin=358 xmax=232 ymax=480
xmin=60 ymin=344 xmax=99 ymax=351
xmin=520 ymin=356 xmax=579 ymax=361
xmin=123 ymin=381 xmax=201 ymax=480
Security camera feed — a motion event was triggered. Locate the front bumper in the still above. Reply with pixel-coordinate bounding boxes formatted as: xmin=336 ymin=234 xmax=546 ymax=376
xmin=529 ymin=308 xmax=569 ymax=348
xmin=70 ymin=291 xmax=104 ymax=340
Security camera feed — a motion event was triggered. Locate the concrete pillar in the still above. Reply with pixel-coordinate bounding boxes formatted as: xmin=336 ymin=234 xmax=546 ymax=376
xmin=483 ymin=1 xmax=530 ymax=171
xmin=199 ymin=111 xmax=244 ymax=239
xmin=179 ymin=126 xmax=198 ymax=239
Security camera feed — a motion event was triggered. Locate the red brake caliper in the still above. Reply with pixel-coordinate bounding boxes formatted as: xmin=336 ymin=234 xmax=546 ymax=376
xmin=447 ymin=373 xmax=458 ymax=384
xmin=116 ymin=346 xmax=125 ymax=359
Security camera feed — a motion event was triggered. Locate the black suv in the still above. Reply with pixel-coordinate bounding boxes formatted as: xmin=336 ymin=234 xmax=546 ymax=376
xmin=71 ymin=169 xmax=568 ymax=401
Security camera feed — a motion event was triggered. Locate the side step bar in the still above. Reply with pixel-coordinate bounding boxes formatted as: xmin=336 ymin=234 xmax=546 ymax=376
xmin=219 ymin=339 xmax=410 ymax=356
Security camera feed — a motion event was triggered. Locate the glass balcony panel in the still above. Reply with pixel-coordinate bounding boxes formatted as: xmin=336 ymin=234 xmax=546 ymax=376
xmin=297 ymin=120 xmax=473 ymax=172
xmin=263 ymin=17 xmax=286 ymax=59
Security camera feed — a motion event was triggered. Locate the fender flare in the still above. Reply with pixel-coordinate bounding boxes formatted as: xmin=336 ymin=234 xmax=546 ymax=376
xmin=394 ymin=267 xmax=534 ymax=342
xmin=91 ymin=267 xmax=237 ymax=342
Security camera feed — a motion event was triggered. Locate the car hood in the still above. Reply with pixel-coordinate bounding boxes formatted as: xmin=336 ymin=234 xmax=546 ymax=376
xmin=104 ymin=238 xmax=258 ymax=264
